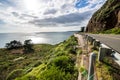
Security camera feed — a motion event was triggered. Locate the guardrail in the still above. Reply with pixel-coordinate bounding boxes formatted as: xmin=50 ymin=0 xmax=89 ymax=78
xmin=83 ymin=34 xmax=120 ymax=80
xmin=84 ymin=34 xmax=120 ymax=63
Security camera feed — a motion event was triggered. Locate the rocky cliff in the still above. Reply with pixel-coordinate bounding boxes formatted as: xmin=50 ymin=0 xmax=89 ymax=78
xmin=86 ymin=0 xmax=120 ymax=32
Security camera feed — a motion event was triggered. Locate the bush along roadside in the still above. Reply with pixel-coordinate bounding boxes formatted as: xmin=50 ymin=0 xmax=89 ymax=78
xmin=102 ymin=27 xmax=120 ymax=34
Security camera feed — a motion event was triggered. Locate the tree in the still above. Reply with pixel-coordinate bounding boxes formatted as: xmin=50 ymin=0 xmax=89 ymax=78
xmin=23 ymin=39 xmax=34 ymax=53
xmin=5 ymin=40 xmax=22 ymax=50
xmin=5 ymin=39 xmax=34 ymax=53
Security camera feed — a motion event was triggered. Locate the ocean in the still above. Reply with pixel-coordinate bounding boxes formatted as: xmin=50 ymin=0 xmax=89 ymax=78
xmin=0 ymin=31 xmax=77 ymax=48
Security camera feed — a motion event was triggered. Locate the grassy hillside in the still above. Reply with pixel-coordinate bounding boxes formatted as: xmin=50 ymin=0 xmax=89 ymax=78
xmin=0 ymin=35 xmax=79 ymax=80
xmin=0 ymin=44 xmax=54 ymax=80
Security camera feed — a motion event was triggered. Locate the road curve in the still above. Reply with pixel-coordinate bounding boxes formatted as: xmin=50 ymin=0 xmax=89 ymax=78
xmin=86 ymin=34 xmax=120 ymax=53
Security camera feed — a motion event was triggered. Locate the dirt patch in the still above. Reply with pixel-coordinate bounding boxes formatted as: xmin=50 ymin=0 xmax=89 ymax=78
xmin=11 ymin=49 xmax=24 ymax=54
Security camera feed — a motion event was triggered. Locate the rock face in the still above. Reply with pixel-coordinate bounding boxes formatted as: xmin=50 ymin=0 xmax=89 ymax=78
xmin=86 ymin=0 xmax=120 ymax=32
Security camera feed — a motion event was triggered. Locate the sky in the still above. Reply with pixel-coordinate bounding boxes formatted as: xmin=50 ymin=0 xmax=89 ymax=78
xmin=0 ymin=0 xmax=106 ymax=33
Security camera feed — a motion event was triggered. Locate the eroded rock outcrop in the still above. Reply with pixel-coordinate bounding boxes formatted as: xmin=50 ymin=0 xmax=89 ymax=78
xmin=86 ymin=0 xmax=120 ymax=32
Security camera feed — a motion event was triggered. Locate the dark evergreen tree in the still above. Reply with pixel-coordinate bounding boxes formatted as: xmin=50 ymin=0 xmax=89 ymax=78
xmin=5 ymin=40 xmax=22 ymax=50
xmin=23 ymin=39 xmax=34 ymax=53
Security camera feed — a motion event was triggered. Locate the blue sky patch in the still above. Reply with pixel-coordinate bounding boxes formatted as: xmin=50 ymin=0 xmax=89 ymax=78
xmin=0 ymin=20 xmax=5 ymax=25
xmin=75 ymin=0 xmax=89 ymax=8
xmin=0 ymin=0 xmax=14 ymax=6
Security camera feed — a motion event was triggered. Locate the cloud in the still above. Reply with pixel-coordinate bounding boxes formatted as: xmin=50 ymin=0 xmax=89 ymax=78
xmin=0 ymin=0 xmax=107 ymax=32
xmin=44 ymin=9 xmax=57 ymax=15
xmin=21 ymin=13 xmax=38 ymax=19
xmin=0 ymin=19 xmax=5 ymax=25
xmin=11 ymin=12 xmax=19 ymax=17
xmin=29 ymin=10 xmax=93 ymax=27
xmin=0 ymin=2 xmax=3 ymax=6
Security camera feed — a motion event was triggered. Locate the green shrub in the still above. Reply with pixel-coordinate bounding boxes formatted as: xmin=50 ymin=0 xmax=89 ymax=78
xmin=39 ymin=66 xmax=67 ymax=80
xmin=76 ymin=49 xmax=82 ymax=55
xmin=39 ymin=65 xmax=77 ymax=80
xmin=79 ymin=66 xmax=88 ymax=77
xmin=54 ymin=51 xmax=67 ymax=56
xmin=6 ymin=69 xmax=24 ymax=80
xmin=50 ymin=56 xmax=75 ymax=73
xmin=103 ymin=27 xmax=120 ymax=34
xmin=79 ymin=66 xmax=85 ymax=73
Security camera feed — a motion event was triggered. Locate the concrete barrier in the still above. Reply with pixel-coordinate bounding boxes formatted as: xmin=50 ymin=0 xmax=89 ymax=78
xmin=91 ymin=39 xmax=95 ymax=45
xmin=98 ymin=47 xmax=112 ymax=62
xmin=88 ymin=36 xmax=92 ymax=42
xmin=85 ymin=35 xmax=88 ymax=39
xmin=88 ymin=52 xmax=96 ymax=80
xmin=89 ymin=37 xmax=95 ymax=45
xmin=93 ymin=40 xmax=101 ymax=48
xmin=86 ymin=35 xmax=89 ymax=41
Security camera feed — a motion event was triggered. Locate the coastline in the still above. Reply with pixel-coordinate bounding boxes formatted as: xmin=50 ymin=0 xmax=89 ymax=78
xmin=0 ymin=31 xmax=77 ymax=48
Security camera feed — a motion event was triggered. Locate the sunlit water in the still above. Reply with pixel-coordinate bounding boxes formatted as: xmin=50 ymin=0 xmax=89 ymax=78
xmin=0 ymin=31 xmax=77 ymax=48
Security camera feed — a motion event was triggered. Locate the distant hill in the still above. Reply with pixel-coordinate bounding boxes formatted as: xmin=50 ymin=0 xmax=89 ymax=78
xmin=86 ymin=0 xmax=120 ymax=33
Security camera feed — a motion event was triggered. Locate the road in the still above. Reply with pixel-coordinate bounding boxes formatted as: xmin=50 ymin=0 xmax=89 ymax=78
xmin=86 ymin=34 xmax=120 ymax=53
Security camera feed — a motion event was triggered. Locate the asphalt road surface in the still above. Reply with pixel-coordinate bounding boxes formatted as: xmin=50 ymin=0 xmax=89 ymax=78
xmin=86 ymin=34 xmax=120 ymax=53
